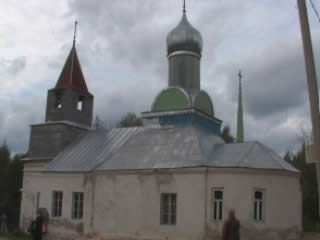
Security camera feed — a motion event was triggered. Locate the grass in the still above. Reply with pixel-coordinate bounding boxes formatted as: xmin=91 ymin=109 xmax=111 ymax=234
xmin=0 ymin=232 xmax=31 ymax=240
xmin=304 ymin=221 xmax=320 ymax=232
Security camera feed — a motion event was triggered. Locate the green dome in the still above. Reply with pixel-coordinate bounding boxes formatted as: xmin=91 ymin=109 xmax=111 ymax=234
xmin=152 ymin=87 xmax=191 ymax=112
xmin=193 ymin=90 xmax=214 ymax=117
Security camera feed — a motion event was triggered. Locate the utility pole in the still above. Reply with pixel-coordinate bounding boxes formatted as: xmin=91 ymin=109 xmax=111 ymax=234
xmin=297 ymin=0 xmax=320 ymax=217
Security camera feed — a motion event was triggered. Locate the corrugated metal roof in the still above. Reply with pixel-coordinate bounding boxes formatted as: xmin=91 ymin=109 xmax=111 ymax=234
xmin=44 ymin=127 xmax=143 ymax=172
xmin=44 ymin=126 xmax=298 ymax=173
xmin=208 ymin=142 xmax=298 ymax=172
xmin=98 ymin=126 xmax=223 ymax=170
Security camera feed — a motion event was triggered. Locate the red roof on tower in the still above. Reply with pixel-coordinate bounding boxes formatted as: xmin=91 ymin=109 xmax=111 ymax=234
xmin=55 ymin=43 xmax=91 ymax=95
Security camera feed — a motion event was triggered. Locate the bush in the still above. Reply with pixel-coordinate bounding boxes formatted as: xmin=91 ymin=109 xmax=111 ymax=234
xmin=304 ymin=221 xmax=320 ymax=232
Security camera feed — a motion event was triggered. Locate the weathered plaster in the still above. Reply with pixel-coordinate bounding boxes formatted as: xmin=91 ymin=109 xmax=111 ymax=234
xmin=21 ymin=168 xmax=302 ymax=240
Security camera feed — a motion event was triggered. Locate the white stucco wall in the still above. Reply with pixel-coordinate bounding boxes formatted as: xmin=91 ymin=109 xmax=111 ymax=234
xmin=205 ymin=169 xmax=302 ymax=238
xmin=92 ymin=171 xmax=206 ymax=240
xmin=20 ymin=165 xmax=87 ymax=236
xmin=91 ymin=168 xmax=301 ymax=240
xmin=20 ymin=166 xmax=301 ymax=240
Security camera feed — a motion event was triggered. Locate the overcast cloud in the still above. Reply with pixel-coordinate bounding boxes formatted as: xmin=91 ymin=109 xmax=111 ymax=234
xmin=1 ymin=0 xmax=320 ymax=155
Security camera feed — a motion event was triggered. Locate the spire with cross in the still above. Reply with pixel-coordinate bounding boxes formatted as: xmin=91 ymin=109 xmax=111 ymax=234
xmin=73 ymin=21 xmax=78 ymax=45
xmin=237 ymin=70 xmax=244 ymax=143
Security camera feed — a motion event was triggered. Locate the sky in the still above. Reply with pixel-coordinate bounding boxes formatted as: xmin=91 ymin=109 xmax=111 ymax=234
xmin=1 ymin=0 xmax=320 ymax=156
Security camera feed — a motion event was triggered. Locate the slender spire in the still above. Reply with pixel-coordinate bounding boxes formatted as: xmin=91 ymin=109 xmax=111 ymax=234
xmin=73 ymin=21 xmax=78 ymax=46
xmin=70 ymin=21 xmax=77 ymax=84
xmin=183 ymin=0 xmax=186 ymax=13
xmin=237 ymin=70 xmax=244 ymax=143
xmin=55 ymin=21 xmax=90 ymax=94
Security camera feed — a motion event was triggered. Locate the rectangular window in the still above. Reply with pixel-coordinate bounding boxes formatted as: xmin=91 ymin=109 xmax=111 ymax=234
xmin=77 ymin=96 xmax=84 ymax=111
xmin=72 ymin=192 xmax=84 ymax=219
xmin=212 ymin=189 xmax=223 ymax=221
xmin=160 ymin=193 xmax=177 ymax=225
xmin=52 ymin=191 xmax=63 ymax=217
xmin=254 ymin=190 xmax=264 ymax=221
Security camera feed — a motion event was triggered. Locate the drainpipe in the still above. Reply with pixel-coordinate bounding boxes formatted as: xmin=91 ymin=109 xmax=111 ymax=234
xmin=204 ymin=167 xmax=209 ymax=238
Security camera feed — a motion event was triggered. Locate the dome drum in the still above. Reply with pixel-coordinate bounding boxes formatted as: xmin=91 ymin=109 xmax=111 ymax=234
xmin=168 ymin=50 xmax=201 ymax=60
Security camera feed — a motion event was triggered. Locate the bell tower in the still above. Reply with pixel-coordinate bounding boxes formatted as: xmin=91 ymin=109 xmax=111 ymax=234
xmin=26 ymin=22 xmax=93 ymax=161
xmin=45 ymin=22 xmax=93 ymax=127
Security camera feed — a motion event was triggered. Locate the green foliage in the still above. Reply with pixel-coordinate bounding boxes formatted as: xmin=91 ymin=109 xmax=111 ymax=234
xmin=0 ymin=143 xmax=24 ymax=231
xmin=0 ymin=231 xmax=31 ymax=240
xmin=303 ymin=221 xmax=320 ymax=232
xmin=220 ymin=125 xmax=234 ymax=143
xmin=117 ymin=113 xmax=143 ymax=128
xmin=285 ymin=144 xmax=320 ymax=231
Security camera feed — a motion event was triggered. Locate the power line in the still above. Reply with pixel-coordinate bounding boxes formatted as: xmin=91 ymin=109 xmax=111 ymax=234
xmin=309 ymin=0 xmax=320 ymax=23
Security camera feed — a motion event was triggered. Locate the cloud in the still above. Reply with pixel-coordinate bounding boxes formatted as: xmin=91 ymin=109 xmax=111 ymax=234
xmin=0 ymin=57 xmax=26 ymax=75
xmin=0 ymin=95 xmax=45 ymax=155
xmin=1 ymin=0 xmax=320 ymax=157
xmin=218 ymin=33 xmax=310 ymax=120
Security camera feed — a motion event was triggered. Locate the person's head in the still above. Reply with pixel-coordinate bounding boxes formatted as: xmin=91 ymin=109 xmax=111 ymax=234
xmin=228 ymin=209 xmax=236 ymax=219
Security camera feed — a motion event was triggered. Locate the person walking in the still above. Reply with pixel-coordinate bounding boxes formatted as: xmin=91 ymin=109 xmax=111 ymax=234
xmin=222 ymin=209 xmax=240 ymax=240
xmin=31 ymin=209 xmax=43 ymax=240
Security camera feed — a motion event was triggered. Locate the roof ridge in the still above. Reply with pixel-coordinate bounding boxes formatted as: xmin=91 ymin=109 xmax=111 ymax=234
xmin=256 ymin=142 xmax=298 ymax=171
xmin=236 ymin=141 xmax=257 ymax=166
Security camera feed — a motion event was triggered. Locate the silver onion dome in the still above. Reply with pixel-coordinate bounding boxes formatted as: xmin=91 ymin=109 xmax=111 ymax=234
xmin=167 ymin=12 xmax=203 ymax=56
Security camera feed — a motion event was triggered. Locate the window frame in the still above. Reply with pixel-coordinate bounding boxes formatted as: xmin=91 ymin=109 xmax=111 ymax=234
xmin=51 ymin=190 xmax=63 ymax=217
xmin=72 ymin=192 xmax=84 ymax=220
xmin=77 ymin=96 xmax=85 ymax=111
xmin=211 ymin=188 xmax=224 ymax=221
xmin=253 ymin=188 xmax=266 ymax=222
xmin=160 ymin=193 xmax=177 ymax=225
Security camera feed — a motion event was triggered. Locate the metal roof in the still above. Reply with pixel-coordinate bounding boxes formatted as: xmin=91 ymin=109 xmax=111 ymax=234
xmin=54 ymin=42 xmax=91 ymax=95
xmin=167 ymin=12 xmax=203 ymax=55
xmin=44 ymin=126 xmax=298 ymax=173
xmin=44 ymin=127 xmax=143 ymax=172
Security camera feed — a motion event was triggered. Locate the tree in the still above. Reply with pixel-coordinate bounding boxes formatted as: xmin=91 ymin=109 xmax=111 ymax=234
xmin=6 ymin=154 xmax=24 ymax=228
xmin=220 ymin=125 xmax=234 ymax=143
xmin=117 ymin=113 xmax=143 ymax=128
xmin=0 ymin=142 xmax=10 ymax=212
xmin=0 ymin=143 xmax=24 ymax=230
xmin=285 ymin=145 xmax=319 ymax=227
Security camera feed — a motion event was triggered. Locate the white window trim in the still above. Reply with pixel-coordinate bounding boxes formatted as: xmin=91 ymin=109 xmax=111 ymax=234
xmin=72 ymin=192 xmax=84 ymax=220
xmin=253 ymin=188 xmax=266 ymax=223
xmin=51 ymin=190 xmax=63 ymax=218
xmin=211 ymin=187 xmax=224 ymax=221
xmin=160 ymin=193 xmax=177 ymax=225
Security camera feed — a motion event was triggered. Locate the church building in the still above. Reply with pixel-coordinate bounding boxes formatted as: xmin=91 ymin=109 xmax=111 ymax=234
xmin=20 ymin=4 xmax=302 ymax=240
